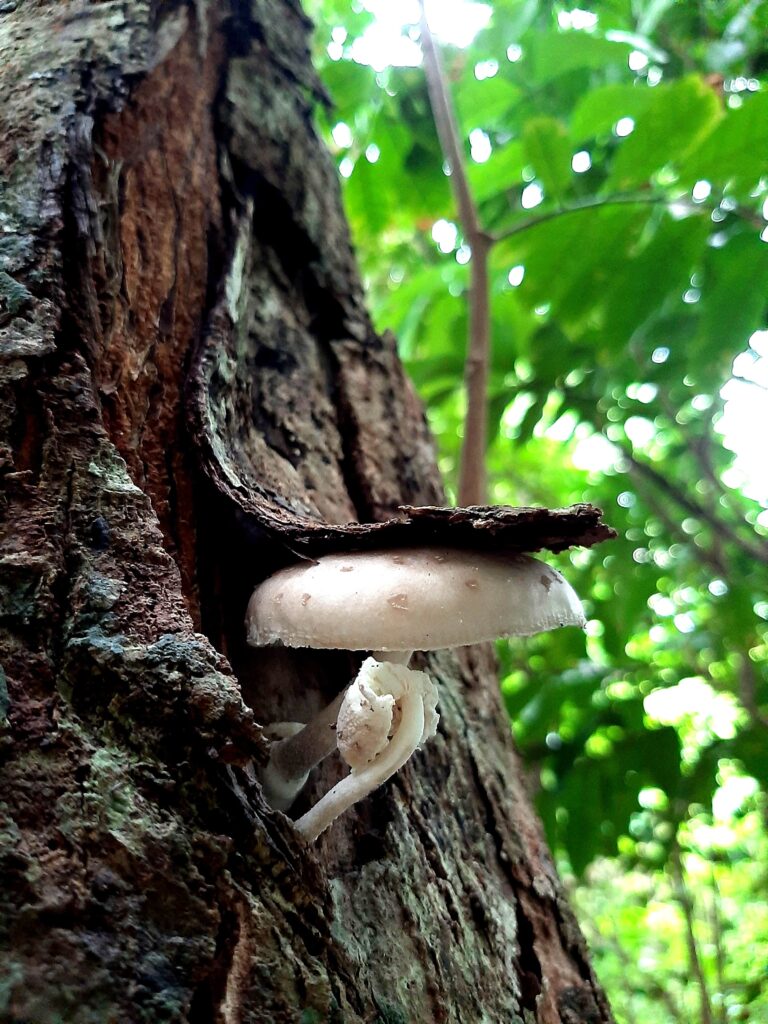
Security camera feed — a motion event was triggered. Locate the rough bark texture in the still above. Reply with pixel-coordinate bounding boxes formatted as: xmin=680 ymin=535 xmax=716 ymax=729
xmin=0 ymin=2 xmax=615 ymax=1023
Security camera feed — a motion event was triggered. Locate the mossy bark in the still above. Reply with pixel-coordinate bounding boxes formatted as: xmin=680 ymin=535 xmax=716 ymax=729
xmin=0 ymin=2 xmax=614 ymax=1022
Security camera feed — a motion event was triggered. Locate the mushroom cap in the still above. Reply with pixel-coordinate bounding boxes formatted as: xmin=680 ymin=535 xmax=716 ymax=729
xmin=245 ymin=547 xmax=586 ymax=652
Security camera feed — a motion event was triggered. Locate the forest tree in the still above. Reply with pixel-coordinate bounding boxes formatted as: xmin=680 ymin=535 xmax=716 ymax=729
xmin=0 ymin=1 xmax=613 ymax=1021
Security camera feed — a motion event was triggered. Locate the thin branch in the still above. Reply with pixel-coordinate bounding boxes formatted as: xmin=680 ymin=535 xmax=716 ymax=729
xmin=671 ymin=844 xmax=714 ymax=1024
xmin=627 ymin=465 xmax=729 ymax=577
xmin=625 ymin=438 xmax=768 ymax=733
xmin=616 ymin=441 xmax=768 ymax=567
xmin=739 ymin=656 xmax=768 ymax=732
xmin=460 ymin=233 xmax=491 ymax=505
xmin=708 ymin=868 xmax=728 ymax=1024
xmin=579 ymin=907 xmax=685 ymax=1024
xmin=418 ymin=4 xmax=490 ymax=505
xmin=491 ymin=192 xmax=764 ymax=244
xmin=731 ymin=373 xmax=768 ymax=392
xmin=670 ymin=412 xmax=763 ymax=560
xmin=493 ymin=193 xmax=663 ymax=242
xmin=416 ymin=8 xmax=481 ymax=241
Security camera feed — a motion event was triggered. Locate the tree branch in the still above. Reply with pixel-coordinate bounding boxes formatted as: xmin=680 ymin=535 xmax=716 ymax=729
xmin=418 ymin=4 xmax=490 ymax=505
xmin=665 ymin=408 xmax=764 ymax=564
xmin=731 ymin=373 xmax=768 ymax=392
xmin=708 ymin=868 xmax=728 ymax=1024
xmin=578 ymin=903 xmax=685 ymax=1024
xmin=738 ymin=656 xmax=768 ymax=732
xmin=627 ymin=467 xmax=729 ymax=577
xmin=671 ymin=844 xmax=714 ymax=1024
xmin=491 ymin=192 xmax=764 ymax=244
xmin=616 ymin=441 xmax=768 ymax=567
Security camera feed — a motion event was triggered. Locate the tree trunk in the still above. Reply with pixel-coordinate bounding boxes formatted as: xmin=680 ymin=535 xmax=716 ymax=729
xmin=0 ymin=2 xmax=614 ymax=1022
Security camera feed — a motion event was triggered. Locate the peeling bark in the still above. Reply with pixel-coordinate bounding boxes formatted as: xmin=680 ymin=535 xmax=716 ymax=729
xmin=0 ymin=2 xmax=615 ymax=1022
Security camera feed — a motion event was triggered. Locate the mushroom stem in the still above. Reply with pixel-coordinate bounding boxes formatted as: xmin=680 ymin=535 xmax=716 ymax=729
xmin=260 ymin=653 xmax=414 ymax=811
xmin=261 ymin=687 xmax=347 ymax=811
xmin=294 ymin=658 xmax=439 ymax=842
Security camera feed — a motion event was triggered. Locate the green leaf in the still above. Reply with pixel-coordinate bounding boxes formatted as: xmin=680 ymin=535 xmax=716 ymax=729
xmin=373 ymin=265 xmax=445 ymax=346
xmin=522 ymin=116 xmax=573 ymax=201
xmin=419 ymin=289 xmax=468 ymax=363
xmin=730 ymin=727 xmax=768 ymax=786
xmin=345 ymin=157 xmax=390 ymax=237
xmin=524 ymin=31 xmax=632 ymax=86
xmin=500 ymin=203 xmax=646 ymax=332
xmin=677 ymin=90 xmax=768 ymax=194
xmin=486 ymin=0 xmax=540 ymax=42
xmin=456 ymin=76 xmax=521 ymax=131
xmin=698 ymin=230 xmax=768 ymax=359
xmin=321 ymin=58 xmax=378 ymax=115
xmin=562 ymin=759 xmax=606 ymax=874
xmin=571 ymin=83 xmax=654 ymax=142
xmin=600 ymin=212 xmax=711 ymax=345
xmin=636 ymin=727 xmax=682 ymax=798
xmin=468 ymin=139 xmax=526 ymax=202
xmin=607 ymin=76 xmax=723 ymax=190
xmin=515 ymin=389 xmax=548 ymax=443
xmin=490 ymin=288 xmax=533 ymax=367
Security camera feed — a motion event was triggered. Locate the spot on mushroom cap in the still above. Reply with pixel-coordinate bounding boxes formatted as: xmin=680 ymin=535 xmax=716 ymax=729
xmin=245 ymin=547 xmax=586 ymax=652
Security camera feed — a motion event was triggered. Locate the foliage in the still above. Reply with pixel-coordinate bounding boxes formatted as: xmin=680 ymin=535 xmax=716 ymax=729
xmin=306 ymin=1 xmax=768 ymax=1019
xmin=571 ymin=800 xmax=768 ymax=1024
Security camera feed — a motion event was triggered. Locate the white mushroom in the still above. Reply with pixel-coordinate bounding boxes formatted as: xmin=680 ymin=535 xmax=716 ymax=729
xmin=246 ymin=546 xmax=585 ymax=839
xmin=294 ymin=657 xmax=439 ymax=841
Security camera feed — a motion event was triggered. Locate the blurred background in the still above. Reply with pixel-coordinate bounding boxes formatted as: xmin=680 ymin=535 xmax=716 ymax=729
xmin=304 ymin=1 xmax=768 ymax=1020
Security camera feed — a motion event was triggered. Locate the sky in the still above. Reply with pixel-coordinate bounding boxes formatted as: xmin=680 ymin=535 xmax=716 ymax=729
xmin=718 ymin=332 xmax=768 ymax=503
xmin=348 ymin=0 xmax=492 ymax=69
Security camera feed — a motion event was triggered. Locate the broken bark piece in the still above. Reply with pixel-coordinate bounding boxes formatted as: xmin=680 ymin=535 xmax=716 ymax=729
xmin=189 ymin=355 xmax=615 ymax=558
xmin=193 ymin=394 xmax=616 ymax=557
xmin=187 ymin=275 xmax=615 ymax=562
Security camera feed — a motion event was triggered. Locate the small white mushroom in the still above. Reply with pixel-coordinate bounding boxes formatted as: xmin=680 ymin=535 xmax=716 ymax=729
xmin=246 ymin=546 xmax=585 ymax=839
xmin=294 ymin=657 xmax=439 ymax=841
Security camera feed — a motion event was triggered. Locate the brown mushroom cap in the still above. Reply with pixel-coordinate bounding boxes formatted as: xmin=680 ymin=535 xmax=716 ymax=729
xmin=246 ymin=547 xmax=586 ymax=652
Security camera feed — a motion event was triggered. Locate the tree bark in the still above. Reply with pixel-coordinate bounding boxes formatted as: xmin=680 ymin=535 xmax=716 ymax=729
xmin=0 ymin=2 xmax=614 ymax=1022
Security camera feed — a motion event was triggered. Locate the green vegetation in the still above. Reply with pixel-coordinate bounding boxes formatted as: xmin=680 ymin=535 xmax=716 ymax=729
xmin=306 ymin=1 xmax=768 ymax=1020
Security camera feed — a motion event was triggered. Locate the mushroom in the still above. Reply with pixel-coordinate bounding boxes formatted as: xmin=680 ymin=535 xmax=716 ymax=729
xmin=246 ymin=546 xmax=585 ymax=840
